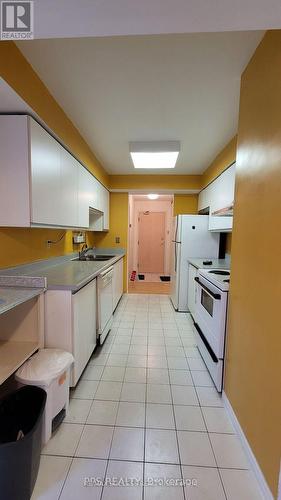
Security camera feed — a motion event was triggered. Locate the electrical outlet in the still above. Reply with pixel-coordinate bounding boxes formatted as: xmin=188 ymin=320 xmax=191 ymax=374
xmin=115 ymin=236 xmax=120 ymax=244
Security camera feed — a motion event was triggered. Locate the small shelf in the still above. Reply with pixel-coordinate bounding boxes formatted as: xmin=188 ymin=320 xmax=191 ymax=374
xmin=0 ymin=341 xmax=39 ymax=385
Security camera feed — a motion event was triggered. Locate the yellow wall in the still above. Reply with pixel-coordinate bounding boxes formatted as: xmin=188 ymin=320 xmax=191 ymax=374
xmin=109 ymin=174 xmax=202 ymax=191
xmin=0 ymin=228 xmax=94 ymax=269
xmin=225 ymin=31 xmax=281 ymax=497
xmin=173 ymin=194 xmax=198 ymax=216
xmin=89 ymin=193 xmax=129 ymax=291
xmin=202 ymin=136 xmax=237 ymax=188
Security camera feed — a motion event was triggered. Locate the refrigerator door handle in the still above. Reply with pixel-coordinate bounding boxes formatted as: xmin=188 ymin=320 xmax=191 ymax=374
xmin=175 ymin=216 xmax=179 ymax=242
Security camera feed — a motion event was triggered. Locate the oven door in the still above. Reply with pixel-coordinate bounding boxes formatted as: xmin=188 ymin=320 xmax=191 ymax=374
xmin=194 ymin=275 xmax=227 ymax=358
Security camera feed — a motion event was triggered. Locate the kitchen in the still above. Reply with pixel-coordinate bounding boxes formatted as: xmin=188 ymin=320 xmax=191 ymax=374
xmin=0 ymin=5 xmax=280 ymax=500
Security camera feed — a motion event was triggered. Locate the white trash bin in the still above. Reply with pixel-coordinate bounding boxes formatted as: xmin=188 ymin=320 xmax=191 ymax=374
xmin=15 ymin=349 xmax=74 ymax=445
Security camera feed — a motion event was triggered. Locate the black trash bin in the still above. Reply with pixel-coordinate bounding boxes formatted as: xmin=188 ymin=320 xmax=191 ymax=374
xmin=0 ymin=385 xmax=47 ymax=500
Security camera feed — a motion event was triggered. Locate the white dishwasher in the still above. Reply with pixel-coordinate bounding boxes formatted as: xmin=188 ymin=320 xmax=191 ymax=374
xmin=97 ymin=266 xmax=114 ymax=344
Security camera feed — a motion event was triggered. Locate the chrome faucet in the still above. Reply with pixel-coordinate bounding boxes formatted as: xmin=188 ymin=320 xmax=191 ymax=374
xmin=79 ymin=243 xmax=88 ymax=259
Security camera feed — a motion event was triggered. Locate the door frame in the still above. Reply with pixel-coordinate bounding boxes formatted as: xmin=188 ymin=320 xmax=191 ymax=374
xmin=137 ymin=210 xmax=166 ymax=274
xmin=127 ymin=194 xmax=174 ymax=289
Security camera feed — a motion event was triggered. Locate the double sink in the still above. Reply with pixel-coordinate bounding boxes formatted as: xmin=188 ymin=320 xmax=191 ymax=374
xmin=73 ymin=254 xmax=114 ymax=262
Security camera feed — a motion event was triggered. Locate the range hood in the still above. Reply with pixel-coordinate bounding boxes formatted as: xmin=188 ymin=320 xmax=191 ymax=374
xmin=211 ymin=203 xmax=234 ymax=217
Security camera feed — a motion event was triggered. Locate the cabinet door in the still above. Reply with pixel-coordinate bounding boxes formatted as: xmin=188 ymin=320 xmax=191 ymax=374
xmin=72 ymin=279 xmax=97 ymax=385
xmin=209 ymin=163 xmax=235 ymax=232
xmin=212 ymin=163 xmax=235 ymax=212
xmin=60 ymin=146 xmax=78 ymax=227
xmin=91 ymin=184 xmax=110 ymax=231
xmin=198 ymin=184 xmax=212 ymax=212
xmin=78 ymin=167 xmax=91 ymax=228
xmin=187 ymin=264 xmax=197 ymax=316
xmin=0 ymin=115 xmax=30 ymax=227
xmin=89 ymin=176 xmax=99 ymax=210
xmin=113 ymin=258 xmax=124 ymax=310
xmin=103 ymin=189 xmax=110 ymax=230
xmin=30 ymin=119 xmax=61 ymax=225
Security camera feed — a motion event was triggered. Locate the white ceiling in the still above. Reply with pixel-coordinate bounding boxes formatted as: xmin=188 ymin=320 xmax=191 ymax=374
xmin=32 ymin=0 xmax=280 ymax=38
xmin=17 ymin=32 xmax=263 ymax=175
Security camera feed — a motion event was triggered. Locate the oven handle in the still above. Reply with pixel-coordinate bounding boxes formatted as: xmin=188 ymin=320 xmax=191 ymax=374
xmin=194 ymin=322 xmax=219 ymax=363
xmin=194 ymin=277 xmax=221 ymax=300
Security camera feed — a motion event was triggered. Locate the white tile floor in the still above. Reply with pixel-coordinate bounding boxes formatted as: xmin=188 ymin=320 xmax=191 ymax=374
xmin=32 ymin=294 xmax=265 ymax=500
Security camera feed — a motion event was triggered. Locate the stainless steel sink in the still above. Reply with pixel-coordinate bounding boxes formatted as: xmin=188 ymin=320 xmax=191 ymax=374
xmin=73 ymin=255 xmax=114 ymax=262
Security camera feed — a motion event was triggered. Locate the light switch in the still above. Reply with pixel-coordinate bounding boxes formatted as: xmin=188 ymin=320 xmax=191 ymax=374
xmin=115 ymin=236 xmax=120 ymax=244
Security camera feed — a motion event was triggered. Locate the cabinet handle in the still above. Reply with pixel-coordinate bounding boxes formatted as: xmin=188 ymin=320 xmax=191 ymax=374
xmin=194 ymin=322 xmax=218 ymax=363
xmin=194 ymin=277 xmax=221 ymax=300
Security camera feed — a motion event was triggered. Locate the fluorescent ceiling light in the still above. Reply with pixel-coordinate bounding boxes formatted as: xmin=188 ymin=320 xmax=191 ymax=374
xmin=129 ymin=141 xmax=180 ymax=169
xmin=147 ymin=194 xmax=159 ymax=200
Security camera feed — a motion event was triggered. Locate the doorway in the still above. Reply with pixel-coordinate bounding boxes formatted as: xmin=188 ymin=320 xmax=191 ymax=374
xmin=138 ymin=211 xmax=165 ymax=274
xmin=128 ymin=194 xmax=174 ymax=294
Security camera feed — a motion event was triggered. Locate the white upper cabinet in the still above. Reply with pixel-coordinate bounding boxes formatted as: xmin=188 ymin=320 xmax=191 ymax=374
xmin=198 ymin=163 xmax=236 ymax=232
xmin=198 ymin=185 xmax=211 ymax=212
xmin=0 ymin=115 xmax=110 ymax=230
xmin=209 ymin=163 xmax=235 ymax=213
xmin=0 ymin=115 xmax=30 ymax=227
xmin=88 ymin=178 xmax=110 ymax=231
xmin=89 ymin=176 xmax=99 ymax=209
xmin=59 ymin=147 xmax=79 ymax=227
xmin=78 ymin=167 xmax=91 ymax=228
xmin=30 ymin=119 xmax=62 ymax=225
xmin=100 ymin=187 xmax=110 ymax=230
xmin=208 ymin=163 xmax=235 ymax=232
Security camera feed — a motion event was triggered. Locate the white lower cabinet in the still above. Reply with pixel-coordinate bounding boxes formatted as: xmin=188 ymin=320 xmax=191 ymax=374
xmin=113 ymin=258 xmax=124 ymax=310
xmin=187 ymin=263 xmax=198 ymax=317
xmin=44 ymin=279 xmax=97 ymax=386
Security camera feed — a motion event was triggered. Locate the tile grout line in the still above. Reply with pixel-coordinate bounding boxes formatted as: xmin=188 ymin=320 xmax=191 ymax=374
xmin=162 ymin=303 xmax=187 ymax=500
xmin=142 ymin=319 xmax=149 ymax=500
xmin=99 ymin=305 xmax=132 ymax=500
xmin=192 ymin=366 xmax=229 ymax=500
xmin=58 ymin=337 xmax=111 ymax=499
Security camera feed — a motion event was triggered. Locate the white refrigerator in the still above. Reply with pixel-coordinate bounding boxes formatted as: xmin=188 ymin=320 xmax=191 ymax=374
xmin=170 ymin=215 xmax=220 ymax=311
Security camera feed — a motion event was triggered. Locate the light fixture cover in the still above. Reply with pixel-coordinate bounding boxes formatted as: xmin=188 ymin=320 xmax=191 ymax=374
xmin=147 ymin=194 xmax=159 ymax=200
xmin=129 ymin=141 xmax=180 ymax=169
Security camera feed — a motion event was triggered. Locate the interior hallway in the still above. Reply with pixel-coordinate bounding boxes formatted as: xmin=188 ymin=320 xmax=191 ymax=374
xmin=31 ymin=294 xmax=263 ymax=500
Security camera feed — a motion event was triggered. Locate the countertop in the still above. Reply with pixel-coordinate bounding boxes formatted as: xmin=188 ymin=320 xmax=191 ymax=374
xmin=0 ymin=249 xmax=126 ymax=292
xmin=188 ymin=257 xmax=231 ymax=270
xmin=0 ymin=286 xmax=44 ymax=315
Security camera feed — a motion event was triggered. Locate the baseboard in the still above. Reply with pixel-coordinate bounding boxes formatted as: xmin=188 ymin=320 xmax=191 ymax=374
xmin=277 ymin=465 xmax=281 ymax=500
xmin=222 ymin=391 xmax=274 ymax=500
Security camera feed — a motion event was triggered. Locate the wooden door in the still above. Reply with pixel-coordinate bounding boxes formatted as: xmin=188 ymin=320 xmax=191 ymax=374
xmin=138 ymin=211 xmax=165 ymax=273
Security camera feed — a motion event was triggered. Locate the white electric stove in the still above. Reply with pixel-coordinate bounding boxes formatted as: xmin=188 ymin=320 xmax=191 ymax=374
xmin=198 ymin=268 xmax=230 ymax=291
xmin=194 ymin=268 xmax=230 ymax=391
